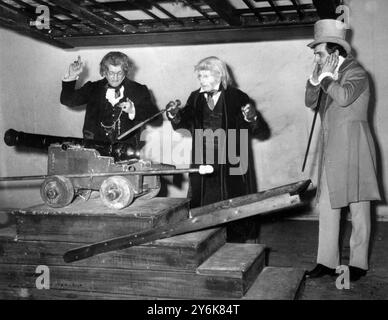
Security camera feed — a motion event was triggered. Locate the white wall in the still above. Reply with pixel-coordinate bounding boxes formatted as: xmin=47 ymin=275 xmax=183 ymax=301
xmin=0 ymin=0 xmax=387 ymax=219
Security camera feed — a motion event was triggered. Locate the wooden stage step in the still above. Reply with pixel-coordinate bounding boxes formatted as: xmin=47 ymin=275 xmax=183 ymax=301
xmin=0 ymin=242 xmax=266 ymax=299
xmin=197 ymin=243 xmax=265 ymax=278
xmin=243 ymin=267 xmax=306 ymax=300
xmin=0 ymin=227 xmax=226 ymax=271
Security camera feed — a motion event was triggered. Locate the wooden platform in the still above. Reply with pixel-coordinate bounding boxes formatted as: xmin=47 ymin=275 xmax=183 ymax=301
xmin=0 ymin=197 xmax=306 ymax=300
xmin=13 ymin=197 xmax=190 ymax=243
xmin=259 ymin=218 xmax=388 ymax=300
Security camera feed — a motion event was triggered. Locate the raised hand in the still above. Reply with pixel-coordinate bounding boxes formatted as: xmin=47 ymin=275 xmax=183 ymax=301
xmin=312 ymin=62 xmax=321 ymax=83
xmin=68 ymin=55 xmax=84 ymax=78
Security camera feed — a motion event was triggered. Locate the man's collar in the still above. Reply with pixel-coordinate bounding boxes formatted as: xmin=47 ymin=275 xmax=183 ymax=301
xmin=336 ymin=56 xmax=345 ymax=74
xmin=199 ymin=84 xmax=221 ymax=93
xmin=103 ymin=77 xmax=128 ymax=88
xmin=338 ymin=55 xmax=356 ymax=73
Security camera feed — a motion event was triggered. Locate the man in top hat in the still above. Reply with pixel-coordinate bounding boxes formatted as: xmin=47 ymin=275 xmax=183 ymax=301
xmin=304 ymin=19 xmax=380 ymax=281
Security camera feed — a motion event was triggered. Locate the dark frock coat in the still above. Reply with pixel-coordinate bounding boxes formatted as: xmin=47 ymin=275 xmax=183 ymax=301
xmin=61 ymin=77 xmax=160 ymax=149
xmin=171 ymin=86 xmax=262 ymax=207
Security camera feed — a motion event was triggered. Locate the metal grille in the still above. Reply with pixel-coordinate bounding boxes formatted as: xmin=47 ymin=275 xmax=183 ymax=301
xmin=0 ymin=0 xmax=321 ymax=48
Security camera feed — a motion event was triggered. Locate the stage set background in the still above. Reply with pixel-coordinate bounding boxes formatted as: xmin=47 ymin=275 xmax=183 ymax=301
xmin=1 ymin=0 xmax=387 ymax=220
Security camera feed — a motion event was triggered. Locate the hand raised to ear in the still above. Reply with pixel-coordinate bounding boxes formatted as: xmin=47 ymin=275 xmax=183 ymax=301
xmin=312 ymin=63 xmax=321 ymax=83
xmin=321 ymin=53 xmax=339 ymax=74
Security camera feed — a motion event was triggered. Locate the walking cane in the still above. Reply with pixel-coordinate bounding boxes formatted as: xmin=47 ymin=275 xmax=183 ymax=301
xmin=302 ymin=88 xmax=323 ymax=172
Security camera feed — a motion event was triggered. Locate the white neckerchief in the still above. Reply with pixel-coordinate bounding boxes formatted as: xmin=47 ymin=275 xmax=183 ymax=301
xmin=106 ymin=86 xmax=124 ymax=106
xmin=200 ymin=85 xmax=222 ymax=106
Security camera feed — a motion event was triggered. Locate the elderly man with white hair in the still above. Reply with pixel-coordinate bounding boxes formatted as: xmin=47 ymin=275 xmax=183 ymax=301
xmin=166 ymin=56 xmax=269 ymax=243
xmin=60 ymin=51 xmax=160 ymax=150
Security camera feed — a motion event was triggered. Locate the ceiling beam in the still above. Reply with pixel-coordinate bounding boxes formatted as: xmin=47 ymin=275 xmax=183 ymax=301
xmin=95 ymin=1 xmax=152 ymax=12
xmin=202 ymin=0 xmax=241 ymax=26
xmin=149 ymin=1 xmax=184 ymax=26
xmin=237 ymin=4 xmax=313 ymax=15
xmin=87 ymin=0 xmax=138 ymax=32
xmin=55 ymin=0 xmax=125 ymax=33
xmin=58 ymin=24 xmax=314 ymax=48
xmin=188 ymin=2 xmax=216 ymax=24
xmin=290 ymin=0 xmax=305 ymax=20
xmin=312 ymin=0 xmax=341 ymax=19
xmin=242 ymin=0 xmax=263 ymax=22
xmin=125 ymin=0 xmax=169 ymax=27
xmin=266 ymin=0 xmax=285 ymax=21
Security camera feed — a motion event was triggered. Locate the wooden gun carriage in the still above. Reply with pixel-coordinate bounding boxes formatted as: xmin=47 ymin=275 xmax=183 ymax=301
xmin=1 ymin=129 xmax=212 ymax=210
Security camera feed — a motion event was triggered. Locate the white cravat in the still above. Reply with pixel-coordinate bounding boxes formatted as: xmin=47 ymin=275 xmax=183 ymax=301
xmin=105 ymin=86 xmax=124 ymax=106
xmin=200 ymin=85 xmax=221 ymax=107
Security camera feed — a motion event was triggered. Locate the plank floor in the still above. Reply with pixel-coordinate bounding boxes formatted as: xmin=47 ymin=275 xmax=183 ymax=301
xmin=259 ymin=216 xmax=388 ymax=300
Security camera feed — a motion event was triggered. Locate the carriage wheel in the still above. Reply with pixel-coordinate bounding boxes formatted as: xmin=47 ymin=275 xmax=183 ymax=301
xmin=40 ymin=175 xmax=75 ymax=208
xmin=100 ymin=176 xmax=135 ymax=210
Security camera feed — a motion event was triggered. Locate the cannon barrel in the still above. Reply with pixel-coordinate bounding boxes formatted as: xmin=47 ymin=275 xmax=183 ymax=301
xmin=4 ymin=129 xmax=140 ymax=161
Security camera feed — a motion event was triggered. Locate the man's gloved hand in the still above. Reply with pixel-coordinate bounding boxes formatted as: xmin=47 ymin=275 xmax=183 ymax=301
xmin=241 ymin=103 xmax=257 ymax=122
xmin=166 ymin=100 xmax=182 ymax=119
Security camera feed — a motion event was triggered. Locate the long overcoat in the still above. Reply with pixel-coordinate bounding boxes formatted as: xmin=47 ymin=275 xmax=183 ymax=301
xmin=305 ymin=56 xmax=381 ymax=208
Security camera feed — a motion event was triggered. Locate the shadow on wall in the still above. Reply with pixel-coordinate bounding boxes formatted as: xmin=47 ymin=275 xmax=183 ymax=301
xmin=366 ymin=70 xmax=386 ymax=263
xmin=228 ymin=63 xmax=272 ymax=194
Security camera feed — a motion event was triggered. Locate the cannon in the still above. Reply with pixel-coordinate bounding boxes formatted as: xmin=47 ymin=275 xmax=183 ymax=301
xmin=4 ymin=128 xmax=140 ymax=162
xmin=1 ymin=129 xmax=212 ymax=210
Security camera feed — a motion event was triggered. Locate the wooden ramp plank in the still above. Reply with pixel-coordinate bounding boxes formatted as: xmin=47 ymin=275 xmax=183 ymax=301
xmin=13 ymin=198 xmax=189 ymax=243
xmin=243 ymin=267 xmax=306 ymax=300
xmin=0 ymin=228 xmax=226 ymax=271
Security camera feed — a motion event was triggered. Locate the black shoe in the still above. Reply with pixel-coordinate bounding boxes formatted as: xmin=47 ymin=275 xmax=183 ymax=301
xmin=306 ymin=264 xmax=336 ymax=278
xmin=348 ymin=265 xmax=367 ymax=281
